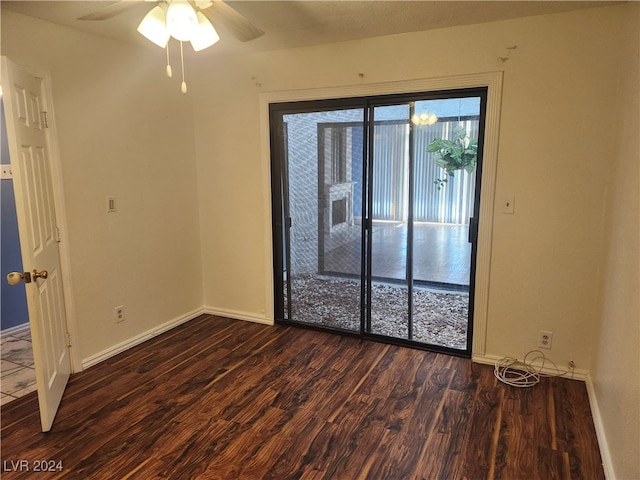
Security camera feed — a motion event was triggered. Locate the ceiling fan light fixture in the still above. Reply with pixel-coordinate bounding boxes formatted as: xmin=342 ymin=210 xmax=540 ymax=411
xmin=166 ymin=0 xmax=198 ymax=42
xmin=190 ymin=12 xmax=219 ymax=52
xmin=136 ymin=4 xmax=170 ymax=48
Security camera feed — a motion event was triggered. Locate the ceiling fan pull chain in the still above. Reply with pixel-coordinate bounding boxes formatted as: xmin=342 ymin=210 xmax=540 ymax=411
xmin=166 ymin=41 xmax=173 ymax=78
xmin=180 ymin=41 xmax=187 ymax=94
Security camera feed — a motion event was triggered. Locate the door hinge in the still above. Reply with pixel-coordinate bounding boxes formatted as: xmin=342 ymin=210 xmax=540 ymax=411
xmin=67 ymin=333 xmax=72 ymax=348
xmin=41 ymin=111 xmax=49 ymax=128
xmin=55 ymin=226 xmax=62 ymax=243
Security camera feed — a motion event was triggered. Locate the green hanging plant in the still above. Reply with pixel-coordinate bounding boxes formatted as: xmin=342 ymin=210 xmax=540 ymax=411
xmin=427 ymin=126 xmax=478 ymax=190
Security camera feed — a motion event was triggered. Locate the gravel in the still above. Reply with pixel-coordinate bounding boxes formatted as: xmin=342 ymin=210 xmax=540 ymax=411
xmin=288 ymin=275 xmax=468 ymax=350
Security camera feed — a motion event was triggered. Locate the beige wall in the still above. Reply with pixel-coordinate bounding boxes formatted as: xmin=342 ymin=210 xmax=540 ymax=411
xmin=590 ymin=4 xmax=640 ymax=479
xmin=192 ymin=5 xmax=625 ymax=367
xmin=1 ymin=10 xmax=203 ymax=362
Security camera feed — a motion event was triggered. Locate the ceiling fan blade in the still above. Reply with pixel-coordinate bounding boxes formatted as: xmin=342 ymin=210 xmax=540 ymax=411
xmin=78 ymin=1 xmax=140 ymax=21
xmin=202 ymin=0 xmax=264 ymax=42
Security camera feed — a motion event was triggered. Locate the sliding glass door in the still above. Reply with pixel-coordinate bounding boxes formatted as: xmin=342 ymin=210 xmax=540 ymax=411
xmin=272 ymin=105 xmax=365 ymax=333
xmin=271 ymin=89 xmax=486 ymax=356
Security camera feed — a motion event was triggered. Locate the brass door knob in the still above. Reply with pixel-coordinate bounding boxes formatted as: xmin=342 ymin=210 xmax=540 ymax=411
xmin=32 ymin=269 xmax=48 ymax=280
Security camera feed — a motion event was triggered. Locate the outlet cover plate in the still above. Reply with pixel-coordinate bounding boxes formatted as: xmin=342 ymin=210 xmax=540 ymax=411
xmin=114 ymin=305 xmax=125 ymax=323
xmin=538 ymin=330 xmax=553 ymax=349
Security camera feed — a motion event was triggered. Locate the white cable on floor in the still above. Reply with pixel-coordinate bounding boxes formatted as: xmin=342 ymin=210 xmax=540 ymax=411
xmin=494 ymin=350 xmax=573 ymax=387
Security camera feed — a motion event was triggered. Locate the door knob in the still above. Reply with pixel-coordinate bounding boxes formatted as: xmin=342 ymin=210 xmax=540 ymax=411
xmin=6 ymin=270 xmax=47 ymax=285
xmin=32 ymin=269 xmax=48 ymax=280
xmin=7 ymin=271 xmax=31 ymax=285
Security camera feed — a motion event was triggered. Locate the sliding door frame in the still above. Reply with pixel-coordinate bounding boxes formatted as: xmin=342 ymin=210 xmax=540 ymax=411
xmin=261 ymin=72 xmax=503 ymax=359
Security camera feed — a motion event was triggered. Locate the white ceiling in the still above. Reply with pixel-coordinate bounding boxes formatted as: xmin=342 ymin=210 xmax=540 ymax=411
xmin=1 ymin=1 xmax=618 ymax=58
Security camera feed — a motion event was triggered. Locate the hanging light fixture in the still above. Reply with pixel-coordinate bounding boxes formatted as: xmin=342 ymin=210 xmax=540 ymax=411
xmin=137 ymin=4 xmax=170 ymax=47
xmin=166 ymin=0 xmax=198 ymax=41
xmin=137 ymin=0 xmax=219 ymax=93
xmin=191 ymin=11 xmax=220 ymax=51
xmin=411 ymin=112 xmax=438 ymax=126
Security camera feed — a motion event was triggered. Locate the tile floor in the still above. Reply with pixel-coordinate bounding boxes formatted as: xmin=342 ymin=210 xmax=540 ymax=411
xmin=1 ymin=327 xmax=36 ymax=405
xmin=322 ymin=222 xmax=472 ymax=287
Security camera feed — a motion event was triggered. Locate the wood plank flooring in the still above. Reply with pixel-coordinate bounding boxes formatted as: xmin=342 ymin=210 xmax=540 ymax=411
xmin=1 ymin=315 xmax=604 ymax=479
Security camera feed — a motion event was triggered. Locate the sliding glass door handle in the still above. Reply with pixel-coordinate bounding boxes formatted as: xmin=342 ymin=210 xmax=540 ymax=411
xmin=468 ymin=217 xmax=479 ymax=244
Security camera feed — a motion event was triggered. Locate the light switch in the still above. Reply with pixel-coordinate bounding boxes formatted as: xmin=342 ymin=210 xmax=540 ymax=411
xmin=500 ymin=195 xmax=515 ymax=214
xmin=107 ymin=196 xmax=117 ymax=213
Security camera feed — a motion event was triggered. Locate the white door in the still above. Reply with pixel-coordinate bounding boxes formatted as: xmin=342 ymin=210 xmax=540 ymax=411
xmin=1 ymin=57 xmax=71 ymax=432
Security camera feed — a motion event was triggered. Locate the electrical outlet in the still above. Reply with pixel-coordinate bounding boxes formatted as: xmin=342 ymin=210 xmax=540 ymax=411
xmin=1 ymin=165 xmax=13 ymax=179
xmin=114 ymin=305 xmax=125 ymax=323
xmin=538 ymin=330 xmax=553 ymax=349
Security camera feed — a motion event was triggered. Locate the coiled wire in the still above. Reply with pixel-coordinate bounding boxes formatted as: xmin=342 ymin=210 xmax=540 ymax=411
xmin=494 ymin=350 xmax=572 ymax=387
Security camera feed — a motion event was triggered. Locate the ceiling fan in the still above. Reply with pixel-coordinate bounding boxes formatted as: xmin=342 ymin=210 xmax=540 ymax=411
xmin=78 ymin=0 xmax=264 ymax=93
xmin=77 ymin=0 xmax=265 ymax=43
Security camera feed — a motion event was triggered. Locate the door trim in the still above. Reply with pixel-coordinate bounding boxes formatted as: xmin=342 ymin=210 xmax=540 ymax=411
xmin=260 ymin=72 xmax=503 ymax=357
xmin=2 ymin=58 xmax=81 ymax=373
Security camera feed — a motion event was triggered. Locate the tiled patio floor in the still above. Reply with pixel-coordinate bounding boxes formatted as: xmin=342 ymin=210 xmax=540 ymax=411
xmin=1 ymin=327 xmax=35 ymax=405
xmin=322 ymin=222 xmax=471 ymax=287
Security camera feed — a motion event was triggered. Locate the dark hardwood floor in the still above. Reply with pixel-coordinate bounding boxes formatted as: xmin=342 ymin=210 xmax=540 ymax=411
xmin=1 ymin=315 xmax=604 ymax=479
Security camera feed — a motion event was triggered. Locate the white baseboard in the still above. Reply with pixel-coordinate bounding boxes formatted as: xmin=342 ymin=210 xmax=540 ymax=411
xmin=81 ymin=307 xmax=273 ymax=369
xmin=81 ymin=307 xmax=207 ymax=369
xmin=1 ymin=322 xmax=30 ymax=336
xmin=202 ymin=306 xmax=274 ymax=326
xmin=472 ymin=353 xmax=589 ymax=381
xmin=585 ymin=373 xmax=614 ymax=480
